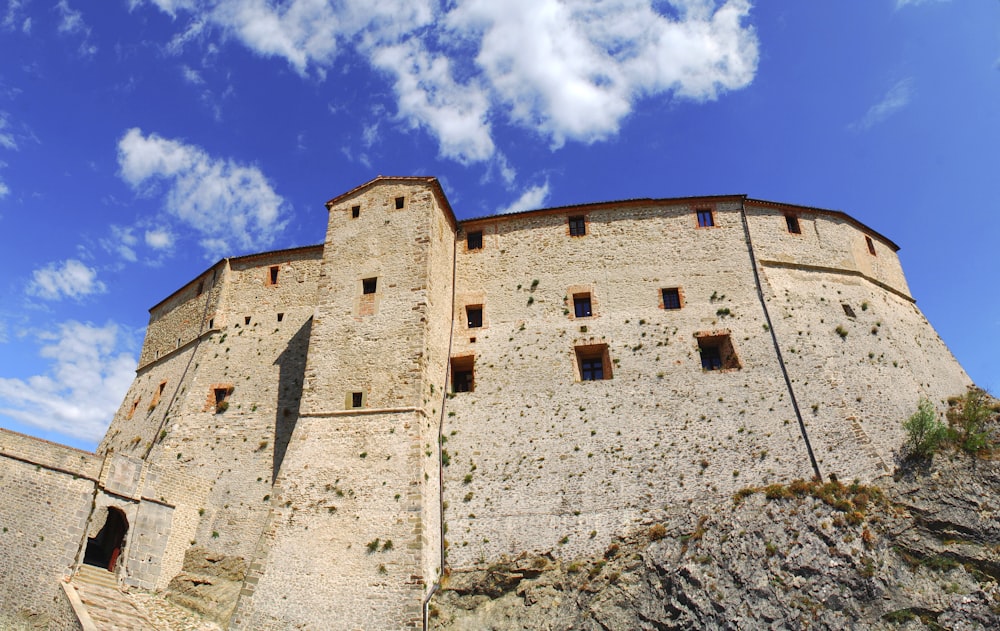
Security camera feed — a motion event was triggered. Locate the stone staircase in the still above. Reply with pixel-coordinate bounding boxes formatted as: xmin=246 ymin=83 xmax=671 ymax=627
xmin=65 ymin=565 xmax=222 ymax=631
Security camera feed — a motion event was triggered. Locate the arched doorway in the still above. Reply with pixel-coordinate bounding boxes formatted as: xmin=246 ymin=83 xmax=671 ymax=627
xmin=83 ymin=507 xmax=129 ymax=572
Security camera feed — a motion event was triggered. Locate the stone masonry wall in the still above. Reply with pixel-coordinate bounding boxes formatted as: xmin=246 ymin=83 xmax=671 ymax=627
xmin=0 ymin=429 xmax=100 ymax=629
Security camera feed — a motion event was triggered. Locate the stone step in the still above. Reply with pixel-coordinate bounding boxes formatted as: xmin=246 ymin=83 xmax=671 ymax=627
xmin=70 ymin=567 xmax=162 ymax=631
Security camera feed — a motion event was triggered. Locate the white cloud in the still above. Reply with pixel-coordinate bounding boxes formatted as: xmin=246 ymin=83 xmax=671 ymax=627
xmin=134 ymin=0 xmax=759 ymax=163
xmin=27 ymin=259 xmax=107 ymax=301
xmin=895 ymin=0 xmax=950 ymax=8
xmin=55 ymin=0 xmax=97 ymax=56
xmin=0 ymin=181 xmax=8 ymax=198
xmin=144 ymin=228 xmax=174 ymax=249
xmin=498 ymin=181 xmax=550 ymax=214
xmin=102 ymin=225 xmax=139 ymax=262
xmin=117 ymin=127 xmax=290 ymax=258
xmin=181 ymin=65 xmax=205 ymax=84
xmin=2 ymin=0 xmax=30 ymax=33
xmin=0 ymin=321 xmax=136 ymax=442
xmin=852 ymin=78 xmax=913 ymax=131
xmin=0 ymin=111 xmax=18 ymax=150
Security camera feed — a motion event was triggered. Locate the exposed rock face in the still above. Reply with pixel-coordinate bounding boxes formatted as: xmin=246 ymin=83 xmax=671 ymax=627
xmin=431 ymin=455 xmax=1000 ymax=630
xmin=164 ymin=547 xmax=247 ymax=626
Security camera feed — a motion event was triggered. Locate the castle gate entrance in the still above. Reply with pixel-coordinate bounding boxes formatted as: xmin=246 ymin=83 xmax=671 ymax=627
xmin=83 ymin=507 xmax=129 ymax=572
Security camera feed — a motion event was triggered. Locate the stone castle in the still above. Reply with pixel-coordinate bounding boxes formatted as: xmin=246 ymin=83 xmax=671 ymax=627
xmin=0 ymin=176 xmax=971 ymax=629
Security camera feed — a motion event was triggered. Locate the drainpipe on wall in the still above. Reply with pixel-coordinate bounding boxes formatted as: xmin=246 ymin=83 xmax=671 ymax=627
xmin=738 ymin=199 xmax=822 ymax=481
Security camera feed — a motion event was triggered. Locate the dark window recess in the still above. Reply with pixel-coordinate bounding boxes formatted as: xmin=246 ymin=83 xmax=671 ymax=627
xmin=697 ymin=209 xmax=715 ymax=228
xmin=395 ymin=196 xmax=405 ymax=209
xmin=196 ymin=281 xmax=204 ymax=296
xmin=451 ymin=356 xmax=475 ymax=393
xmin=362 ymin=277 xmax=377 ymax=294
xmin=467 ymin=231 xmax=483 ymax=250
xmin=351 ymin=392 xmax=363 ymax=408
xmin=568 ymin=216 xmax=586 ymax=236
xmin=208 ymin=319 xmax=214 ymax=329
xmin=785 ymin=214 xmax=801 ymax=234
xmin=865 ymin=236 xmax=877 ymax=256
xmin=277 ymin=313 xmax=284 ymax=322
xmin=662 ymin=288 xmax=681 ymax=310
xmin=842 ymin=304 xmax=856 ymax=318
xmin=351 ymin=205 xmax=360 ymax=218
xmin=245 ymin=316 xmax=251 ymax=325
xmin=576 ymin=344 xmax=611 ymax=381
xmin=269 ymin=266 xmax=279 ymax=285
xmin=697 ymin=334 xmax=740 ymax=371
xmin=213 ymin=387 xmax=232 ymax=413
xmin=574 ymin=293 xmax=593 ymax=318
xmin=466 ymin=306 xmax=483 ymax=328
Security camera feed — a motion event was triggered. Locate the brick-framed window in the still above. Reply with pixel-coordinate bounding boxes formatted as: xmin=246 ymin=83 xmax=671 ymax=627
xmin=208 ymin=384 xmax=234 ymax=414
xmin=865 ymin=236 xmax=877 ymax=256
xmin=573 ymin=293 xmax=593 ymax=318
xmin=351 ymin=205 xmax=360 ymax=218
xmin=575 ymin=344 xmax=612 ymax=381
xmin=661 ymin=287 xmax=682 ymax=310
xmin=466 ymin=305 xmax=483 ymax=328
xmin=568 ymin=215 xmax=587 ymax=237
xmin=451 ymin=355 xmax=475 ymax=393
xmin=126 ymin=397 xmax=141 ymax=420
xmin=696 ymin=209 xmax=715 ymax=228
xmin=346 ymin=391 xmax=365 ymax=409
xmin=362 ymin=277 xmax=377 ymax=295
xmin=785 ymin=214 xmax=801 ymax=234
xmin=267 ymin=265 xmax=279 ymax=286
xmin=149 ymin=380 xmax=167 ymax=411
xmin=467 ymin=230 xmax=483 ymax=250
xmin=696 ymin=333 xmax=740 ymax=371
xmin=394 ymin=196 xmax=405 ymax=209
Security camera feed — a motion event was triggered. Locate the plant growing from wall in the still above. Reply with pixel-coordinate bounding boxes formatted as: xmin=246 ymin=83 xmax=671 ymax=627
xmin=903 ymin=398 xmax=947 ymax=459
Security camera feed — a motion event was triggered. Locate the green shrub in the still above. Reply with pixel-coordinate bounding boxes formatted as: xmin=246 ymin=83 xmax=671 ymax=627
xmin=946 ymin=387 xmax=995 ymax=453
xmin=903 ymin=398 xmax=947 ymax=458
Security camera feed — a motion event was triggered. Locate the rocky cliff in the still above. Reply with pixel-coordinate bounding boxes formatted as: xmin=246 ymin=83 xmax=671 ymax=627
xmin=430 ymin=396 xmax=1000 ymax=630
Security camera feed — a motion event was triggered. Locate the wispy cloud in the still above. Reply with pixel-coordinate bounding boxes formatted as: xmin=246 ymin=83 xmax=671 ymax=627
xmin=498 ymin=181 xmax=550 ymax=214
xmin=895 ymin=0 xmax=951 ymax=9
xmin=0 ymin=321 xmax=136 ymax=442
xmin=117 ymin=127 xmax=290 ymax=258
xmin=134 ymin=0 xmax=759 ymax=164
xmin=851 ymin=78 xmax=914 ymax=131
xmin=2 ymin=0 xmax=31 ymax=33
xmin=27 ymin=259 xmax=107 ymax=300
xmin=55 ymin=0 xmax=97 ymax=57
xmin=0 ymin=111 xmax=18 ymax=150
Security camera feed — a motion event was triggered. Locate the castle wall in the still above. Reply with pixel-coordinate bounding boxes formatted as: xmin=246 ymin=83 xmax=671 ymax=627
xmin=440 ymin=200 xmax=817 ymax=567
xmin=139 ymin=266 xmax=223 ymax=369
xmin=0 ymin=429 xmax=99 ymax=629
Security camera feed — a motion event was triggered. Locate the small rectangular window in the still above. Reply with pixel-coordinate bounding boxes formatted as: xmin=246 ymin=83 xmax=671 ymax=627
xmin=573 ymin=293 xmax=592 ymax=318
xmin=467 ymin=231 xmax=483 ymax=250
xmin=269 ymin=266 xmax=279 ymax=285
xmin=466 ymin=306 xmax=483 ymax=328
xmin=213 ymin=386 xmax=232 ymax=413
xmin=351 ymin=392 xmax=363 ymax=408
xmin=196 ymin=280 xmax=204 ymax=296
xmin=785 ymin=214 xmax=801 ymax=234
xmin=362 ymin=277 xmax=377 ymax=294
xmin=842 ymin=304 xmax=856 ymax=318
xmin=697 ymin=334 xmax=740 ymax=371
xmin=568 ymin=216 xmax=586 ymax=236
xmin=245 ymin=316 xmax=251 ymax=325
xmin=865 ymin=236 xmax=876 ymax=256
xmin=575 ymin=344 xmax=611 ymax=381
xmin=451 ymin=356 xmax=475 ymax=393
xmin=395 ymin=196 xmax=405 ymax=209
xmin=277 ymin=313 xmax=284 ymax=322
xmin=208 ymin=318 xmax=214 ymax=329
xmin=351 ymin=205 xmax=360 ymax=218
xmin=662 ymin=288 xmax=682 ymax=310
xmin=696 ymin=209 xmax=715 ymax=228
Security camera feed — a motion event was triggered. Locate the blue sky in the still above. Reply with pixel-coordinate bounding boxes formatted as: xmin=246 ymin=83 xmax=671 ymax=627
xmin=0 ymin=0 xmax=997 ymax=451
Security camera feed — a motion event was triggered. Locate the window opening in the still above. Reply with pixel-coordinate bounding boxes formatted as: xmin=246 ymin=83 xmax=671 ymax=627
xmin=865 ymin=236 xmax=876 ymax=256
xmin=575 ymin=344 xmax=611 ymax=381
xmin=466 ymin=306 xmax=483 ymax=328
xmin=196 ymin=281 xmax=204 ymax=296
xmin=127 ymin=397 xmax=141 ymax=420
xmin=842 ymin=304 xmax=856 ymax=318
xmin=362 ymin=277 xmax=377 ymax=295
xmin=351 ymin=392 xmax=363 ymax=408
xmin=208 ymin=318 xmax=214 ymax=329
xmin=467 ymin=231 xmax=483 ymax=250
xmin=451 ymin=356 xmax=475 ymax=393
xmin=785 ymin=214 xmax=801 ymax=234
xmin=394 ymin=196 xmax=405 ymax=209
xmin=269 ymin=266 xmax=279 ymax=285
xmin=83 ymin=507 xmax=128 ymax=572
xmin=277 ymin=313 xmax=284 ymax=322
xmin=213 ymin=387 xmax=232 ymax=413
xmin=573 ymin=293 xmax=592 ymax=318
xmin=568 ymin=216 xmax=586 ymax=236
xmin=697 ymin=333 xmax=740 ymax=371
xmin=245 ymin=316 xmax=251 ymax=325
xmin=351 ymin=205 xmax=360 ymax=218
xmin=662 ymin=287 xmax=682 ymax=310
xmin=696 ymin=209 xmax=715 ymax=228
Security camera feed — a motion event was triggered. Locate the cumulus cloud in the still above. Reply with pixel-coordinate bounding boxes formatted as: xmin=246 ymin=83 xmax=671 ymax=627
xmin=0 ymin=321 xmax=136 ymax=442
xmin=145 ymin=228 xmax=174 ymax=249
xmin=117 ymin=127 xmax=289 ymax=258
xmin=134 ymin=0 xmax=759 ymax=162
xmin=851 ymin=78 xmax=913 ymax=131
xmin=27 ymin=259 xmax=107 ymax=301
xmin=498 ymin=181 xmax=550 ymax=215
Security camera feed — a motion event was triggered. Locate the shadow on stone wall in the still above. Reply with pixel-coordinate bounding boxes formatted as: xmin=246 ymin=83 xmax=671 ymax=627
xmin=272 ymin=317 xmax=312 ymax=482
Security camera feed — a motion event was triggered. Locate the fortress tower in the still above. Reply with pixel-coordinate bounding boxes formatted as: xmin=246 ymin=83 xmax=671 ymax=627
xmin=0 ymin=177 xmax=971 ymax=629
